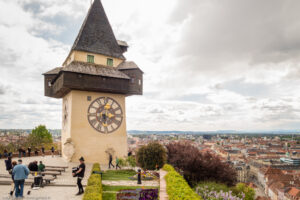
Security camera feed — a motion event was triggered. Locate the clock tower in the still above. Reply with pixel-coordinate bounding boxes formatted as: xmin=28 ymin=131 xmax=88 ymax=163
xmin=43 ymin=0 xmax=143 ymax=164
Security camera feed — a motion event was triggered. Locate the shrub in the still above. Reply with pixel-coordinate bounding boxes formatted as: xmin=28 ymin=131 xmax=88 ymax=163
xmin=87 ymin=174 xmax=102 ymax=186
xmin=92 ymin=163 xmax=101 ymax=171
xmin=137 ymin=142 xmax=167 ymax=170
xmin=118 ymin=158 xmax=127 ymax=167
xmin=163 ymin=164 xmax=201 ymax=200
xmin=83 ymin=163 xmax=102 ymax=200
xmin=232 ymin=183 xmax=255 ymax=200
xmin=166 ymin=141 xmax=237 ymax=186
xmin=126 ymin=156 xmax=136 ymax=167
xmin=196 ymin=182 xmax=255 ymax=200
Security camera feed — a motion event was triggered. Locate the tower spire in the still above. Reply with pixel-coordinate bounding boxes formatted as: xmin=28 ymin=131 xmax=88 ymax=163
xmin=72 ymin=0 xmax=124 ymax=59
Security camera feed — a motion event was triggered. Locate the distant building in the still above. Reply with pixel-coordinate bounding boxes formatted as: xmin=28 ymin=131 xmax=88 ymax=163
xmin=280 ymin=157 xmax=300 ymax=165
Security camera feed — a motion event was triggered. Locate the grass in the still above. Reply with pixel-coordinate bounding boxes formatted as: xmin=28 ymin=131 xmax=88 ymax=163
xmin=102 ymin=169 xmax=137 ymax=181
xmin=102 ymin=185 xmax=159 ymax=200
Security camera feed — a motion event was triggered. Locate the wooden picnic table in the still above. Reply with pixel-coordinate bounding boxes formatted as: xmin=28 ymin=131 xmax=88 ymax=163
xmin=45 ymin=168 xmax=65 ymax=172
xmin=46 ymin=165 xmax=68 ymax=169
xmin=30 ymin=171 xmax=61 ymax=178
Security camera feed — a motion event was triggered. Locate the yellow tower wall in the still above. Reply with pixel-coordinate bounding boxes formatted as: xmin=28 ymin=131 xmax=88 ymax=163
xmin=63 ymin=50 xmax=124 ymax=67
xmin=61 ymin=90 xmax=128 ymax=164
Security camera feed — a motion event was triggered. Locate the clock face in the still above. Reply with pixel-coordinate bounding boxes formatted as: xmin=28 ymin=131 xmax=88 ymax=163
xmin=87 ymin=97 xmax=123 ymax=134
xmin=63 ymin=99 xmax=68 ymax=130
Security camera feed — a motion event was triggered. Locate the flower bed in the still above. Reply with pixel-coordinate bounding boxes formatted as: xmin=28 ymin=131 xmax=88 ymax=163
xmin=116 ymin=188 xmax=158 ymax=200
xmin=83 ymin=163 xmax=102 ymax=200
xmin=162 ymin=164 xmax=201 ymax=200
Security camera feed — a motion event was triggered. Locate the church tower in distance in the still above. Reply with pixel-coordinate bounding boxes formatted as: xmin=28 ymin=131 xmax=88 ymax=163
xmin=43 ymin=0 xmax=143 ymax=164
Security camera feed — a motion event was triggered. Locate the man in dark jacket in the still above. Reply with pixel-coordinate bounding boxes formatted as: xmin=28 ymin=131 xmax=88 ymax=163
xmin=27 ymin=147 xmax=31 ymax=157
xmin=108 ymin=154 xmax=114 ymax=169
xmin=5 ymin=156 xmax=12 ymax=172
xmin=72 ymin=157 xmax=85 ymax=195
xmin=28 ymin=161 xmax=38 ymax=172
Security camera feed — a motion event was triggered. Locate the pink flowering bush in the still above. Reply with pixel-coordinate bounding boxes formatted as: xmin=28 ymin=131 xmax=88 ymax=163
xmin=196 ymin=186 xmax=244 ymax=200
xmin=195 ymin=182 xmax=255 ymax=200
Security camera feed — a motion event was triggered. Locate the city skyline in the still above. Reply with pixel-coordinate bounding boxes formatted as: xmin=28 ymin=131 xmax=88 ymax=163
xmin=0 ymin=0 xmax=300 ymax=131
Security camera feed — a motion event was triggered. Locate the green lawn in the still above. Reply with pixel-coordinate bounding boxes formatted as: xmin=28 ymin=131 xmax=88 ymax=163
xmin=102 ymin=169 xmax=137 ymax=181
xmin=102 ymin=185 xmax=159 ymax=200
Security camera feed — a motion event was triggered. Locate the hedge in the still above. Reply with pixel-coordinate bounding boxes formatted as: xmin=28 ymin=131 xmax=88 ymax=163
xmin=163 ymin=164 xmax=201 ymax=200
xmin=83 ymin=163 xmax=102 ymax=200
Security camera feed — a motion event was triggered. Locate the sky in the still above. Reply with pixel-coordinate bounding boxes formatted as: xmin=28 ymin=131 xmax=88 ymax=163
xmin=0 ymin=0 xmax=300 ymax=131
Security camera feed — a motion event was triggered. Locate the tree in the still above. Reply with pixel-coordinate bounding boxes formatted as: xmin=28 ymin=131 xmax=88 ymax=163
xmin=136 ymin=142 xmax=167 ymax=170
xmin=27 ymin=125 xmax=53 ymax=148
xmin=166 ymin=141 xmax=237 ymax=187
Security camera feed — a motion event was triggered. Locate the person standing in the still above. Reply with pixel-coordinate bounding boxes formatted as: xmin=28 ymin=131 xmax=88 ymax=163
xmin=27 ymin=147 xmax=31 ymax=157
xmin=51 ymin=146 xmax=55 ymax=157
xmin=34 ymin=149 xmax=39 ymax=156
xmin=116 ymin=157 xmax=121 ymax=170
xmin=108 ymin=154 xmax=114 ymax=169
xmin=41 ymin=146 xmax=45 ymax=157
xmin=5 ymin=156 xmax=13 ymax=173
xmin=10 ymin=161 xmax=17 ymax=196
xmin=72 ymin=157 xmax=85 ymax=195
xmin=18 ymin=148 xmax=23 ymax=158
xmin=12 ymin=159 xmax=30 ymax=198
xmin=4 ymin=149 xmax=8 ymax=158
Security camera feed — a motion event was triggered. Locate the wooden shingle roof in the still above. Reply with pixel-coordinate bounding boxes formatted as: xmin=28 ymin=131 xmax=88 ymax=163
xmin=43 ymin=67 xmax=62 ymax=75
xmin=117 ymin=61 xmax=143 ymax=73
xmin=61 ymin=61 xmax=130 ymax=79
xmin=71 ymin=0 xmax=125 ymax=59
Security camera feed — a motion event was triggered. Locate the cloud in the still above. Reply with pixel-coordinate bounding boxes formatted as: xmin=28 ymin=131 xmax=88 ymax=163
xmin=0 ymin=0 xmax=299 ymax=131
xmin=0 ymin=86 xmax=5 ymax=95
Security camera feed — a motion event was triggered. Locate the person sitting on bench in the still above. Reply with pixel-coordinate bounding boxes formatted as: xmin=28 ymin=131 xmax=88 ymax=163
xmin=28 ymin=161 xmax=38 ymax=172
xmin=38 ymin=161 xmax=45 ymax=172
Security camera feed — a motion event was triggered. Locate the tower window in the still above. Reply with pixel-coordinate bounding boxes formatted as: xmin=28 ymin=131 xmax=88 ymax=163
xmin=107 ymin=58 xmax=113 ymax=66
xmin=138 ymin=79 xmax=141 ymax=85
xmin=87 ymin=55 xmax=94 ymax=63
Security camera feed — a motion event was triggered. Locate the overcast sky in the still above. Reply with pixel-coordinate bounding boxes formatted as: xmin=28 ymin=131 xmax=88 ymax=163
xmin=0 ymin=0 xmax=300 ymax=131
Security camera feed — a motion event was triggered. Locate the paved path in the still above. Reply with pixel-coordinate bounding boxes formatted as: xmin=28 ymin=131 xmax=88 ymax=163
xmin=0 ymin=185 xmax=83 ymax=200
xmin=0 ymin=156 xmax=92 ymax=186
xmin=0 ymin=156 xmax=91 ymax=199
xmin=159 ymin=169 xmax=168 ymax=200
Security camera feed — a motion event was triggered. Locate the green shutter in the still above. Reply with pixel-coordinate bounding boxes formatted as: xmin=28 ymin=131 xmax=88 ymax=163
xmin=87 ymin=55 xmax=94 ymax=63
xmin=107 ymin=58 xmax=113 ymax=66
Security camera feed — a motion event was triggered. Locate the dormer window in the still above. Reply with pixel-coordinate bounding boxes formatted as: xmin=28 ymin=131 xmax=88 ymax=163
xmin=87 ymin=55 xmax=94 ymax=63
xmin=107 ymin=58 xmax=113 ymax=66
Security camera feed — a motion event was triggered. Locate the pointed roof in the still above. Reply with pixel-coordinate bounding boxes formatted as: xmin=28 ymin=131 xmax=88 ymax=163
xmin=71 ymin=0 xmax=125 ymax=59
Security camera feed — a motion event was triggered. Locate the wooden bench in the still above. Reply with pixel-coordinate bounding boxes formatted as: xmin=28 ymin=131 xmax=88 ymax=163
xmin=46 ymin=166 xmax=68 ymax=172
xmin=43 ymin=175 xmax=55 ymax=184
xmin=45 ymin=168 xmax=65 ymax=173
xmin=0 ymin=174 xmax=55 ymax=186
